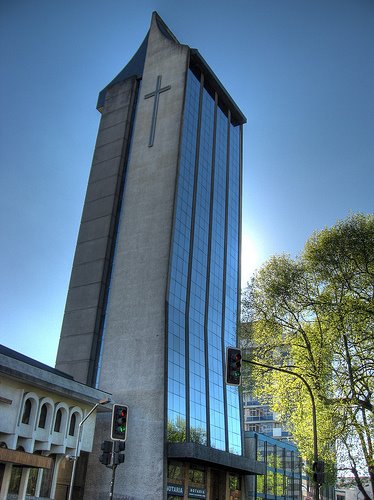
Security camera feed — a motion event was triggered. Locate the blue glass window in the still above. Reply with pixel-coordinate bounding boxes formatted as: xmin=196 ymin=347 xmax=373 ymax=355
xmin=167 ymin=68 xmax=242 ymax=456
xmin=167 ymin=70 xmax=200 ymax=440
xmin=207 ymin=106 xmax=228 ymax=451
xmin=225 ymin=123 xmax=242 ymax=454
xmin=188 ymin=88 xmax=214 ymax=444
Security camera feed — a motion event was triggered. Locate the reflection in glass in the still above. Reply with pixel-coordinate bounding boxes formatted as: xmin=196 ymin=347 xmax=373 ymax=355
xmin=167 ymin=67 xmax=243 ymax=456
xmin=168 ymin=461 xmax=184 ymax=482
xmin=167 ymin=70 xmax=200 ymax=436
xmin=189 ymin=464 xmax=206 ymax=486
xmin=225 ymin=123 xmax=242 ymax=455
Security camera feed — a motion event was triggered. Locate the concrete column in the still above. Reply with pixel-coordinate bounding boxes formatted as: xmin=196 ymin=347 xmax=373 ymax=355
xmin=35 ymin=468 xmax=44 ymax=497
xmin=17 ymin=467 xmax=30 ymax=500
xmin=206 ymin=468 xmax=211 ymax=500
xmin=50 ymin=455 xmax=64 ymax=500
xmin=0 ymin=463 xmax=12 ymax=500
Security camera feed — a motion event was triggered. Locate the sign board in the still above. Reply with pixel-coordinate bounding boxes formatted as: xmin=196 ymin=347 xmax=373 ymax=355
xmin=188 ymin=486 xmax=206 ymax=499
xmin=167 ymin=484 xmax=184 ymax=496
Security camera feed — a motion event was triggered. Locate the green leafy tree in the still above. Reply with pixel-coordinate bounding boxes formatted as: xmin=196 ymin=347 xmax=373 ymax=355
xmin=241 ymin=214 xmax=373 ymax=499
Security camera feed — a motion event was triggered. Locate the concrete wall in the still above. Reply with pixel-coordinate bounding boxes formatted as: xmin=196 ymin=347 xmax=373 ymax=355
xmin=56 ymin=77 xmax=138 ymax=385
xmin=83 ymin=14 xmax=189 ymax=500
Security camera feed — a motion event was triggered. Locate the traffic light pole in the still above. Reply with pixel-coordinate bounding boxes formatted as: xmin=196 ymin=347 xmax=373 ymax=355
xmin=109 ymin=464 xmax=117 ymax=499
xmin=99 ymin=445 xmax=124 ymax=498
xmin=242 ymin=358 xmax=320 ymax=500
xmin=67 ymin=398 xmax=110 ymax=500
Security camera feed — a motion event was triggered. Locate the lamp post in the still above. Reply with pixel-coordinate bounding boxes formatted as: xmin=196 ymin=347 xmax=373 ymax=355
xmin=67 ymin=397 xmax=110 ymax=500
xmin=242 ymin=358 xmax=320 ymax=500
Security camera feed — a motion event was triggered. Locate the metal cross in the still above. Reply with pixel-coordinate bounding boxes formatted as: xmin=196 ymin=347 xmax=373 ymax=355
xmin=144 ymin=75 xmax=171 ymax=147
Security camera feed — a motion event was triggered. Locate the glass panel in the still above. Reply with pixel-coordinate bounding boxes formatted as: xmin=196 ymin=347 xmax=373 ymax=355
xmin=256 ymin=473 xmax=265 ymax=495
xmin=188 ymin=464 xmax=206 ymax=486
xmin=167 ymin=70 xmax=200 ymax=439
xmin=167 ymin=70 xmax=243 ymax=457
xmin=27 ymin=468 xmax=38 ymax=495
xmin=275 ymin=471 xmax=285 ymax=497
xmin=267 ymin=471 xmax=275 ymax=496
xmin=9 ymin=467 xmax=22 ymax=494
xmin=188 ymin=87 xmax=215 ymax=445
xmin=40 ymin=466 xmax=53 ymax=498
xmin=257 ymin=438 xmax=266 ymax=462
xmin=229 ymin=473 xmax=241 ymax=499
xmin=207 ymin=106 xmax=228 ymax=451
xmin=285 ymin=449 xmax=293 ymax=473
xmin=267 ymin=443 xmax=275 ymax=469
xmin=294 ymin=476 xmax=302 ymax=499
xmin=168 ymin=461 xmax=184 ymax=483
xmin=277 ymin=445 xmax=285 ymax=470
xmin=225 ymin=123 xmax=242 ymax=455
xmin=286 ymin=475 xmax=294 ymax=498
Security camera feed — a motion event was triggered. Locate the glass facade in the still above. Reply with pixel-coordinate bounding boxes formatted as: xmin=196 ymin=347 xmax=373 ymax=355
xmin=167 ymin=68 xmax=242 ymax=455
xmin=251 ymin=432 xmax=304 ymax=500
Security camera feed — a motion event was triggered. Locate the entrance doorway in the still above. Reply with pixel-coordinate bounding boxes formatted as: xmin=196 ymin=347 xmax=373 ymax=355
xmin=210 ymin=469 xmax=226 ymax=500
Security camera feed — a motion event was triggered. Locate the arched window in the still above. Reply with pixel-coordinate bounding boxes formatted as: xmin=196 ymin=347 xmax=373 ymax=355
xmin=38 ymin=404 xmax=48 ymax=429
xmin=68 ymin=413 xmax=77 ymax=436
xmin=54 ymin=409 xmax=62 ymax=432
xmin=22 ymin=399 xmax=32 ymax=424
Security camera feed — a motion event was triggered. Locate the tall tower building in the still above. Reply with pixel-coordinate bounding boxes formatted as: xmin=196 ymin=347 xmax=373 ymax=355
xmin=56 ymin=12 xmax=263 ymax=499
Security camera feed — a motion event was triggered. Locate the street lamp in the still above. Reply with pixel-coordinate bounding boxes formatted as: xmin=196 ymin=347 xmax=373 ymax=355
xmin=242 ymin=358 xmax=321 ymax=500
xmin=67 ymin=397 xmax=110 ymax=500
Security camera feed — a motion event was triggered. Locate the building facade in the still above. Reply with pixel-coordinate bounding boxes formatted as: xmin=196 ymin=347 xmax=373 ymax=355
xmin=0 ymin=344 xmax=110 ymax=500
xmin=245 ymin=432 xmax=305 ymax=500
xmin=56 ymin=12 xmax=263 ymax=499
xmin=242 ymin=394 xmax=293 ymax=442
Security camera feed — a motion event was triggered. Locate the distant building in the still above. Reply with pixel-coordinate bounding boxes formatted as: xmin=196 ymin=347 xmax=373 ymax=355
xmin=244 ymin=432 xmax=305 ymax=500
xmin=242 ymin=394 xmax=293 ymax=441
xmin=0 ymin=345 xmax=109 ymax=500
xmin=240 ymin=338 xmax=293 ymax=442
xmin=335 ymin=478 xmax=372 ymax=500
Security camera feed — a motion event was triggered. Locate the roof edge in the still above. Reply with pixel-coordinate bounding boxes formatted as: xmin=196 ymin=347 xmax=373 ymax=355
xmin=97 ymin=32 xmax=149 ymax=111
xmin=0 ymin=344 xmax=111 ymax=405
xmin=152 ymin=11 xmax=180 ymax=44
xmin=190 ymin=49 xmax=246 ymax=126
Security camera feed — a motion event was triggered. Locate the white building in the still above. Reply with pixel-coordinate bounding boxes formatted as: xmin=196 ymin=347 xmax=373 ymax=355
xmin=0 ymin=344 xmax=110 ymax=499
xmin=242 ymin=394 xmax=293 ymax=441
xmin=335 ymin=478 xmax=372 ymax=500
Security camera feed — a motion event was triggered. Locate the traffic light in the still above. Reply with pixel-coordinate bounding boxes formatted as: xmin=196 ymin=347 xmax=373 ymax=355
xmin=113 ymin=440 xmax=125 ymax=465
xmin=99 ymin=440 xmax=112 ymax=466
xmin=111 ymin=404 xmax=128 ymax=441
xmin=312 ymin=460 xmax=325 ymax=485
xmin=226 ymin=347 xmax=242 ymax=386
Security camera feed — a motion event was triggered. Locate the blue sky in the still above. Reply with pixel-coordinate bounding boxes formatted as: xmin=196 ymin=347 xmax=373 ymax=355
xmin=1 ymin=0 xmax=373 ymax=366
